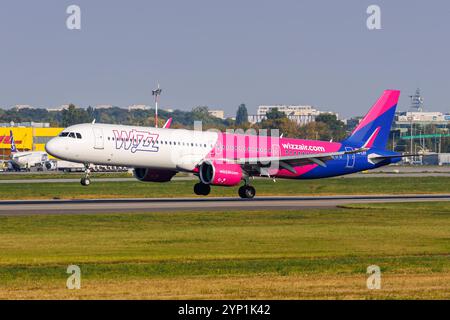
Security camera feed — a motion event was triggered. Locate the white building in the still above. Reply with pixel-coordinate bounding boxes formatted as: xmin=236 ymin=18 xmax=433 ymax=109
xmin=46 ymin=105 xmax=72 ymax=112
xmin=95 ymin=104 xmax=114 ymax=110
xmin=249 ymin=105 xmax=338 ymax=125
xmin=397 ymin=111 xmax=450 ymax=123
xmin=208 ymin=109 xmax=225 ymax=119
xmin=13 ymin=104 xmax=34 ymax=110
xmin=128 ymin=104 xmax=151 ymax=111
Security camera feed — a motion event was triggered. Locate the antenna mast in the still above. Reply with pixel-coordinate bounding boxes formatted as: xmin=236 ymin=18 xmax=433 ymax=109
xmin=152 ymin=83 xmax=162 ymax=127
xmin=409 ymin=88 xmax=424 ymax=112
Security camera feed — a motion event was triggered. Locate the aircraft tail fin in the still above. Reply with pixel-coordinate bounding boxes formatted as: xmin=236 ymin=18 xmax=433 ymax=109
xmin=163 ymin=118 xmax=173 ymax=129
xmin=343 ymin=90 xmax=400 ymax=150
xmin=10 ymin=130 xmax=17 ymax=153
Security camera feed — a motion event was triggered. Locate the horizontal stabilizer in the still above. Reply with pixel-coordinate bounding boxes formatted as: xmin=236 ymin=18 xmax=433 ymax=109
xmin=368 ymin=152 xmax=432 ymax=164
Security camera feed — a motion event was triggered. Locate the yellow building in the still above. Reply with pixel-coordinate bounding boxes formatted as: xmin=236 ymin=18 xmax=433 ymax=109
xmin=0 ymin=127 xmax=64 ymax=156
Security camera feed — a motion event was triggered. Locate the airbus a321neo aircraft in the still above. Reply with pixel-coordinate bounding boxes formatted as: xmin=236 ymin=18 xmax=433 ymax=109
xmin=46 ymin=90 xmax=416 ymax=199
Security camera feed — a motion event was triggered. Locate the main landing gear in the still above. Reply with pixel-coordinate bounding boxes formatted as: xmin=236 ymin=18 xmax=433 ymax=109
xmin=238 ymin=176 xmax=255 ymax=199
xmin=194 ymin=182 xmax=211 ymax=196
xmin=80 ymin=164 xmax=91 ymax=186
xmin=193 ymin=180 xmax=256 ymax=199
xmin=238 ymin=185 xmax=256 ymax=199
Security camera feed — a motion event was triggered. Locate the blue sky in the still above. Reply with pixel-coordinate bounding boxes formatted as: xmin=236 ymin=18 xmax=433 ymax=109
xmin=0 ymin=0 xmax=449 ymax=117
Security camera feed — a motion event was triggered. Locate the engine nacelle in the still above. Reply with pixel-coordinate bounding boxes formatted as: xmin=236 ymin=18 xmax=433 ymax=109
xmin=134 ymin=168 xmax=177 ymax=182
xmin=45 ymin=160 xmax=57 ymax=170
xmin=199 ymin=160 xmax=243 ymax=186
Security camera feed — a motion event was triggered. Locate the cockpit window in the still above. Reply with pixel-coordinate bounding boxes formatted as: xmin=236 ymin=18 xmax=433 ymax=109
xmin=59 ymin=132 xmax=69 ymax=137
xmin=76 ymin=133 xmax=82 ymax=139
xmin=68 ymin=132 xmax=76 ymax=138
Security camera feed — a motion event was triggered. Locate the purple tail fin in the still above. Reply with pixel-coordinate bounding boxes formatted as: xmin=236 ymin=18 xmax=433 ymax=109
xmin=344 ymin=90 xmax=400 ymax=149
xmin=10 ymin=130 xmax=18 ymax=153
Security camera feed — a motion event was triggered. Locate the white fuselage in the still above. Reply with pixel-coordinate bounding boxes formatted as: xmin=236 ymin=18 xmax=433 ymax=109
xmin=45 ymin=123 xmax=219 ymax=171
xmin=10 ymin=151 xmax=48 ymax=169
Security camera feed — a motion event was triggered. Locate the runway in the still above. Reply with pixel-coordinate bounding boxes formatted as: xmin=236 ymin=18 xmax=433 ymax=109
xmin=0 ymin=194 xmax=449 ymax=215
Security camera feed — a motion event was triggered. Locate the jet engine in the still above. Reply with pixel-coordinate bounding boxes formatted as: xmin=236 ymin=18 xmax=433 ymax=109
xmin=45 ymin=160 xmax=57 ymax=170
xmin=134 ymin=168 xmax=177 ymax=182
xmin=199 ymin=160 xmax=243 ymax=186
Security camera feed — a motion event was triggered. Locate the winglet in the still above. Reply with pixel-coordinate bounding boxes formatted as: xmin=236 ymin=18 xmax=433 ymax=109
xmin=163 ymin=118 xmax=172 ymax=129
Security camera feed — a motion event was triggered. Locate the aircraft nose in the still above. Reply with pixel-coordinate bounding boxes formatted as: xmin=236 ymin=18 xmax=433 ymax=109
xmin=45 ymin=138 xmax=60 ymax=157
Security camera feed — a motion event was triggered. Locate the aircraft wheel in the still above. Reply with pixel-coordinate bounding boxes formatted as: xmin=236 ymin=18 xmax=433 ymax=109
xmin=80 ymin=177 xmax=90 ymax=186
xmin=239 ymin=186 xmax=256 ymax=199
xmin=194 ymin=183 xmax=210 ymax=196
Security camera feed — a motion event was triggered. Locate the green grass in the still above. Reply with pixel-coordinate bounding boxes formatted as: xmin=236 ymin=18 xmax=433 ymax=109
xmin=0 ymin=176 xmax=449 ymax=200
xmin=0 ymin=202 xmax=449 ymax=299
xmin=0 ymin=172 xmax=133 ymax=180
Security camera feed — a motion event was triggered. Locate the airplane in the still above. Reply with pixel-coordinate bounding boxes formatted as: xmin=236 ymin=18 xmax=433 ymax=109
xmin=8 ymin=130 xmax=49 ymax=171
xmin=45 ymin=90 xmax=420 ymax=198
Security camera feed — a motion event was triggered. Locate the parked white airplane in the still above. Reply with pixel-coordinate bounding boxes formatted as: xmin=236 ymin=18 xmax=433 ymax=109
xmin=9 ymin=130 xmax=49 ymax=171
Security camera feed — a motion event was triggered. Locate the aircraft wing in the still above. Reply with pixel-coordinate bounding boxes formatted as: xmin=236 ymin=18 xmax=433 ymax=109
xmin=231 ymin=148 xmax=367 ymax=174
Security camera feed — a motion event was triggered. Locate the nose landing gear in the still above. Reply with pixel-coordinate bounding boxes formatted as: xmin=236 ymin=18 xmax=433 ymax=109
xmin=80 ymin=164 xmax=91 ymax=186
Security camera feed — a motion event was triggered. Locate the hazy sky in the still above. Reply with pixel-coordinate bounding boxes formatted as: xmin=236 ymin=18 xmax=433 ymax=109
xmin=1 ymin=0 xmax=449 ymax=118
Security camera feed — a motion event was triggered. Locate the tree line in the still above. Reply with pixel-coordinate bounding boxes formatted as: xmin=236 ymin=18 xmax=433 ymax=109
xmin=1 ymin=103 xmax=348 ymax=142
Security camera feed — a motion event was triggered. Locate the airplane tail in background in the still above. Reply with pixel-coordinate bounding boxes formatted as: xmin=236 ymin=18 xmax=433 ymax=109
xmin=10 ymin=130 xmax=17 ymax=153
xmin=343 ymin=90 xmax=400 ymax=150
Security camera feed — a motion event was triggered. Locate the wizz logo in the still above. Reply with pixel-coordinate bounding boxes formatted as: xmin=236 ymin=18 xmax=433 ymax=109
xmin=113 ymin=129 xmax=159 ymax=153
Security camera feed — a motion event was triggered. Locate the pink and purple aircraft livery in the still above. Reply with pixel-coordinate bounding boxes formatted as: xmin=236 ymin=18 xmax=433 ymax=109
xmin=45 ymin=90 xmax=415 ymax=199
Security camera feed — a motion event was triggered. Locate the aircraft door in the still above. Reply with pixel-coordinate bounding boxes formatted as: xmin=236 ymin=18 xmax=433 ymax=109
xmin=93 ymin=128 xmax=104 ymax=150
xmin=345 ymin=147 xmax=355 ymax=168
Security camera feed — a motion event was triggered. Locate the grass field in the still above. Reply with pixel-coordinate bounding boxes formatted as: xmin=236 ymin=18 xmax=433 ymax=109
xmin=0 ymin=172 xmax=133 ymax=180
xmin=0 ymin=176 xmax=449 ymax=200
xmin=0 ymin=202 xmax=449 ymax=299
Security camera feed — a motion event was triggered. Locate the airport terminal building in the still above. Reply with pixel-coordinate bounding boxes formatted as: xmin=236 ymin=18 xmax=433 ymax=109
xmin=0 ymin=123 xmax=63 ymax=157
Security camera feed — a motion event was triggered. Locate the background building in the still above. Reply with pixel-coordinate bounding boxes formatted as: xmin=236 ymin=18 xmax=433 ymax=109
xmin=0 ymin=124 xmax=63 ymax=159
xmin=127 ymin=104 xmax=151 ymax=111
xmin=249 ymin=105 xmax=338 ymax=125
xmin=208 ymin=109 xmax=225 ymax=119
xmin=95 ymin=104 xmax=114 ymax=110
xmin=389 ymin=90 xmax=450 ymax=164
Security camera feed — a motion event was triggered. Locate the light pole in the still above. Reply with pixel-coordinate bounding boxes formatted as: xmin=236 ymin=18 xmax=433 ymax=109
xmin=152 ymin=84 xmax=162 ymax=128
xmin=408 ymin=116 xmax=414 ymax=164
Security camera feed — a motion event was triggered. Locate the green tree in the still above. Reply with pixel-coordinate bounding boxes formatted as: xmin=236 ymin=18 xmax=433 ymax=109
xmin=315 ymin=113 xmax=346 ymax=141
xmin=265 ymin=108 xmax=286 ymax=120
xmin=61 ymin=104 xmax=91 ymax=127
xmin=298 ymin=121 xmax=331 ymax=140
xmin=256 ymin=117 xmax=300 ymax=138
xmin=235 ymin=104 xmax=248 ymax=125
